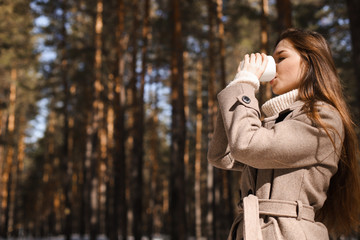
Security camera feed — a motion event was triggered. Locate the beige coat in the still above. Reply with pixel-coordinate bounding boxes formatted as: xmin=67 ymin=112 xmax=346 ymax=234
xmin=207 ymin=83 xmax=344 ymax=240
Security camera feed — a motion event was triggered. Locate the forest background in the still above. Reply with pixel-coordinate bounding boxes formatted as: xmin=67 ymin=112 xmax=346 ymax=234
xmin=0 ymin=0 xmax=359 ymax=239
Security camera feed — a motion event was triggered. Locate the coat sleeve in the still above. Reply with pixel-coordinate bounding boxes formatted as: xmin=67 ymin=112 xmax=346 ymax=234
xmin=207 ymin=110 xmax=245 ymax=171
xmin=212 ymin=83 xmax=344 ymax=170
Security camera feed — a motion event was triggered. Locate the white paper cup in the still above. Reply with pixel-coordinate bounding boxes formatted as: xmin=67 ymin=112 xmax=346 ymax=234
xmin=239 ymin=55 xmax=276 ymax=82
xmin=260 ymin=55 xmax=276 ymax=82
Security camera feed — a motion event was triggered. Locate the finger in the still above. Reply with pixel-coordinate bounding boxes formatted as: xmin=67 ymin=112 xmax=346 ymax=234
xmin=261 ymin=53 xmax=267 ymax=62
xmin=260 ymin=53 xmax=268 ymax=70
xmin=255 ymin=53 xmax=262 ymax=66
xmin=244 ymin=54 xmax=250 ymax=63
xmin=250 ymin=53 xmax=256 ymax=64
xmin=242 ymin=54 xmax=250 ymax=68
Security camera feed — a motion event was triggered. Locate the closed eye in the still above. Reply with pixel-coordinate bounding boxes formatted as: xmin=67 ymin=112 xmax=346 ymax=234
xmin=277 ymin=57 xmax=285 ymax=63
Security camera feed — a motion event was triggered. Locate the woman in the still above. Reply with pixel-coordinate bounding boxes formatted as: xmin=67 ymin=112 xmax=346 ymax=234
xmin=207 ymin=28 xmax=360 ymax=239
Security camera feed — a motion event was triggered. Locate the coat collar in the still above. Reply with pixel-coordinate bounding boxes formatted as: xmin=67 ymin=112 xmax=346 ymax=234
xmin=262 ymin=100 xmax=304 ymax=123
xmin=261 ymin=89 xmax=299 ymax=117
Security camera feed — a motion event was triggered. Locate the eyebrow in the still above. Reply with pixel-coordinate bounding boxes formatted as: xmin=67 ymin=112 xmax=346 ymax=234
xmin=274 ymin=50 xmax=287 ymax=56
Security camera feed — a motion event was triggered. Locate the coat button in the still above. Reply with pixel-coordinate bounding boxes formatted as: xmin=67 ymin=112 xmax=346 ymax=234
xmin=242 ymin=95 xmax=251 ymax=104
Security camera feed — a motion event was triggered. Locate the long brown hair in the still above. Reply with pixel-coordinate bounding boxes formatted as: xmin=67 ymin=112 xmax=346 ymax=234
xmin=278 ymin=28 xmax=360 ymax=236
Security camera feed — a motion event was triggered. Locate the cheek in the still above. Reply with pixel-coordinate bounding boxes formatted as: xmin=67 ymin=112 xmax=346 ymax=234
xmin=293 ymin=64 xmax=303 ymax=84
xmin=277 ymin=63 xmax=291 ymax=76
xmin=288 ymin=62 xmax=302 ymax=81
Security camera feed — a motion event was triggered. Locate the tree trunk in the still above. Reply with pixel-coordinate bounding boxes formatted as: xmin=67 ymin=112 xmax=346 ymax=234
xmin=84 ymin=1 xmax=104 ymax=239
xmin=90 ymin=1 xmax=103 ymax=239
xmin=112 ymin=0 xmax=127 ymax=239
xmin=183 ymin=51 xmax=193 ymax=235
xmin=59 ymin=1 xmax=73 ymax=239
xmin=216 ymin=0 xmax=226 ymax=89
xmin=140 ymin=0 xmax=150 ymax=237
xmin=43 ymin=110 xmax=57 ymax=236
xmin=215 ymin=1 xmax=234 ymax=233
xmin=259 ymin=0 xmax=272 ymax=107
xmin=147 ymin=80 xmax=160 ymax=239
xmin=195 ymin=60 xmax=203 ymax=239
xmin=207 ymin=0 xmax=217 ymax=239
xmin=276 ymin=0 xmax=292 ymax=34
xmin=0 ymin=96 xmax=5 ymax=233
xmin=1 ymin=68 xmax=16 ymax=237
xmin=105 ymin=74 xmax=114 ymax=238
xmin=14 ymin=131 xmax=25 ymax=234
xmin=0 ymin=106 xmax=5 ymax=183
xmin=112 ymin=0 xmax=128 ymax=239
xmin=170 ymin=0 xmax=187 ymax=239
xmin=7 ymin=130 xmax=18 ymax=237
xmin=129 ymin=0 xmax=146 ymax=238
xmin=147 ymin=47 xmax=163 ymax=238
xmin=345 ymin=0 xmax=360 ymax=121
xmin=0 ymin=87 xmax=7 ymax=208
xmin=71 ymin=1 xmax=88 ymax=236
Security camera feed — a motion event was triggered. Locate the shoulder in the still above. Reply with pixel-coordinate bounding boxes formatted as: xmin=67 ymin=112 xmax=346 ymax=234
xmin=290 ymin=100 xmax=344 ymax=139
xmin=290 ymin=100 xmax=341 ymax=122
xmin=315 ymin=101 xmax=343 ymax=125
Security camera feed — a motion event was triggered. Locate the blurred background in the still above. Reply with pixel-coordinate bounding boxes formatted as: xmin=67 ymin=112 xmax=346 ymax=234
xmin=0 ymin=0 xmax=359 ymax=239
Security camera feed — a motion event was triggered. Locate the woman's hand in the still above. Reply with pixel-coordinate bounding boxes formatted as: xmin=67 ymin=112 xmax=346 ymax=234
xmin=237 ymin=53 xmax=268 ymax=80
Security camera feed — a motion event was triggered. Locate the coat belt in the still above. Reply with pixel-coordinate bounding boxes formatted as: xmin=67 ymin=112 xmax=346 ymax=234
xmin=240 ymin=195 xmax=315 ymax=240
